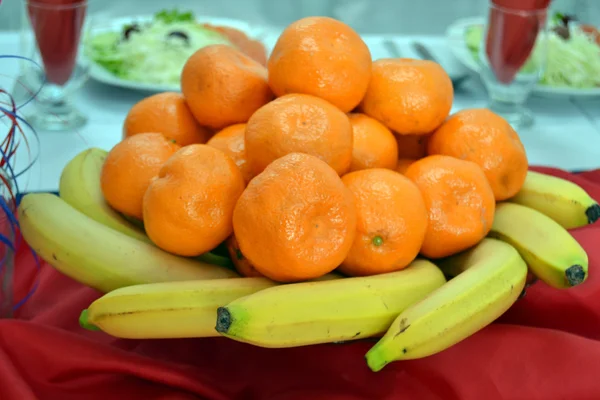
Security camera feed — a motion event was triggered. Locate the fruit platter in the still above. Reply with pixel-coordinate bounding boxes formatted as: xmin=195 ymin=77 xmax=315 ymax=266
xmin=17 ymin=15 xmax=598 ymax=375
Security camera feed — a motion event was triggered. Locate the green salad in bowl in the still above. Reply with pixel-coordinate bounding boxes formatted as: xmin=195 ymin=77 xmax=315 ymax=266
xmin=87 ymin=9 xmax=237 ymax=86
xmin=464 ymin=13 xmax=600 ymax=89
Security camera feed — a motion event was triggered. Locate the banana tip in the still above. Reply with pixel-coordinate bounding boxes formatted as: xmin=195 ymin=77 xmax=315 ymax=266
xmin=586 ymin=204 xmax=600 ymax=225
xmin=565 ymin=265 xmax=586 ymax=287
xmin=365 ymin=347 xmax=389 ymax=372
xmin=215 ymin=307 xmax=232 ymax=334
xmin=79 ymin=309 xmax=100 ymax=331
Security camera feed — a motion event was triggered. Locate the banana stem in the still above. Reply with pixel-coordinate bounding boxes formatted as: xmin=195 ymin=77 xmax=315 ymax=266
xmin=365 ymin=343 xmax=392 ymax=372
xmin=79 ymin=309 xmax=101 ymax=331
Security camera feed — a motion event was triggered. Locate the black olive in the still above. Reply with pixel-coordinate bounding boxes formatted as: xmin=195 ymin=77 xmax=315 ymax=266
xmin=167 ymin=31 xmax=190 ymax=45
xmin=552 ymin=25 xmax=570 ymax=40
xmin=122 ymin=23 xmax=141 ymax=40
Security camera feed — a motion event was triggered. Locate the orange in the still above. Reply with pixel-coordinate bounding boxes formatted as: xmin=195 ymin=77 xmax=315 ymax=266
xmin=206 ymin=124 xmax=253 ymax=184
xmin=233 ymin=153 xmax=357 ymax=283
xmin=101 ymin=133 xmax=180 ymax=220
xmin=245 ymin=94 xmax=353 ymax=176
xmin=143 ymin=145 xmax=245 ymax=256
xmin=122 ymin=92 xmax=212 ymax=146
xmin=226 ymin=235 xmax=264 ymax=278
xmin=360 ymin=59 xmax=453 ymax=135
xmin=404 ymin=155 xmax=495 ymax=259
xmin=427 ymin=108 xmax=528 ymax=201
xmin=395 ymin=134 xmax=430 ymax=159
xmin=347 ymin=113 xmax=398 ymax=172
xmin=338 ymin=168 xmax=428 ymax=276
xmin=267 ymin=16 xmax=372 ymax=112
xmin=396 ymin=158 xmax=417 ymax=174
xmin=201 ymin=24 xmax=268 ymax=65
xmin=181 ymin=44 xmax=273 ymax=130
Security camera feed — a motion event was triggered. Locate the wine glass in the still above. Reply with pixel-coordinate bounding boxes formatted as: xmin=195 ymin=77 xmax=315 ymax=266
xmin=18 ymin=0 xmax=94 ymax=131
xmin=478 ymin=1 xmax=549 ymax=129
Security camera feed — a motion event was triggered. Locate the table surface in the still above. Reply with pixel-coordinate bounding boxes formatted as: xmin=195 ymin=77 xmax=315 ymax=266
xmin=1 ymin=30 xmax=600 ymax=193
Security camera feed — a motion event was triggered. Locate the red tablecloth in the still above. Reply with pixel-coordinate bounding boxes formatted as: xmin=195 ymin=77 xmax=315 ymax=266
xmin=2 ymin=167 xmax=600 ymax=400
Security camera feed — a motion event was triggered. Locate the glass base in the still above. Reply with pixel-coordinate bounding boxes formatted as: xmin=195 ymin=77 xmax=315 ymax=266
xmin=488 ymin=100 xmax=534 ymax=130
xmin=25 ymin=105 xmax=88 ymax=132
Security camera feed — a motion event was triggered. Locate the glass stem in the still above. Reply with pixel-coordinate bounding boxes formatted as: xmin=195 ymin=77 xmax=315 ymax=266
xmin=488 ymin=97 xmax=524 ymax=117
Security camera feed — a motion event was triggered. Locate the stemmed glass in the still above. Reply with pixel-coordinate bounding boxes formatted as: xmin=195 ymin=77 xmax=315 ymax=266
xmin=478 ymin=1 xmax=549 ymax=128
xmin=18 ymin=0 xmax=94 ymax=131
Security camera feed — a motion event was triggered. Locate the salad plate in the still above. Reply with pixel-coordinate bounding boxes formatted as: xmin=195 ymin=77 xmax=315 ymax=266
xmin=86 ymin=13 xmax=270 ymax=93
xmin=446 ymin=17 xmax=600 ymax=98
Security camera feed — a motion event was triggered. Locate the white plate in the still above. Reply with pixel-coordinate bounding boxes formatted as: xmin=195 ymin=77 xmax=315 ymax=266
xmin=445 ymin=17 xmax=600 ymax=98
xmin=87 ymin=15 xmax=269 ymax=93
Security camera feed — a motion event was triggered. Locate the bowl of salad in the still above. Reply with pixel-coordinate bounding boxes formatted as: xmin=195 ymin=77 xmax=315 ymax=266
xmin=85 ymin=9 xmax=269 ymax=93
xmin=446 ymin=12 xmax=600 ymax=97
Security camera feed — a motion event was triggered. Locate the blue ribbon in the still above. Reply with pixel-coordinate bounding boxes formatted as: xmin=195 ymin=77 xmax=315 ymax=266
xmin=0 ymin=54 xmax=44 ymax=312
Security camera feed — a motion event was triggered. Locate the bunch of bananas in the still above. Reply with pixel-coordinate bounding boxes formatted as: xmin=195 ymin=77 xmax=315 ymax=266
xmin=18 ymin=148 xmax=597 ymax=371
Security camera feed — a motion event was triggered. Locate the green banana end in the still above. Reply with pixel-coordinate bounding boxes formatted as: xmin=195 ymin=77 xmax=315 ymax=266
xmin=215 ymin=307 xmax=232 ymax=334
xmin=79 ymin=309 xmax=101 ymax=331
xmin=365 ymin=343 xmax=394 ymax=372
xmin=565 ymin=265 xmax=586 ymax=287
xmin=586 ymin=204 xmax=600 ymax=225
xmin=197 ymin=252 xmax=234 ymax=269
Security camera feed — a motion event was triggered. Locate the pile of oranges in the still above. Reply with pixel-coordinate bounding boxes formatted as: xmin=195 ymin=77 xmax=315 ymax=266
xmin=100 ymin=16 xmax=529 ymax=283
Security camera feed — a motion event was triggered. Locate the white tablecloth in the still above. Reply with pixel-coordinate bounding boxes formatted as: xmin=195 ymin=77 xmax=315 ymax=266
xmin=1 ymin=31 xmax=600 ymax=193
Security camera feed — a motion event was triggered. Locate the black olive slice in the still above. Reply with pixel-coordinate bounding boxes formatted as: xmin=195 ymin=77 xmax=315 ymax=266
xmin=122 ymin=23 xmax=141 ymax=40
xmin=167 ymin=31 xmax=190 ymax=45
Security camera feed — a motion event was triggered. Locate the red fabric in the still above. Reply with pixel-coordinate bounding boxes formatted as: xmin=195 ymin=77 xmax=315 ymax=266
xmin=2 ymin=167 xmax=600 ymax=400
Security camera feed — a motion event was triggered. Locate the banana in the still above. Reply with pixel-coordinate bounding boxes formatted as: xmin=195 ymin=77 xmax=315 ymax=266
xmin=365 ymin=238 xmax=527 ymax=371
xmin=18 ymin=193 xmax=238 ymax=293
xmin=215 ymin=259 xmax=446 ymax=348
xmin=79 ymin=272 xmax=344 ymax=339
xmin=489 ymin=202 xmax=588 ymax=289
xmin=510 ymin=170 xmax=600 ymax=229
xmin=81 ymin=278 xmax=277 ymax=339
xmin=58 ymin=147 xmax=233 ymax=268
xmin=58 ymin=148 xmax=150 ymax=243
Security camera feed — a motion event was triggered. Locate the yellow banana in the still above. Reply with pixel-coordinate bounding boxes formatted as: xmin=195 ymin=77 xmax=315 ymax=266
xmin=215 ymin=259 xmax=446 ymax=348
xmin=365 ymin=238 xmax=527 ymax=371
xmin=58 ymin=147 xmax=232 ymax=268
xmin=81 ymin=278 xmax=277 ymax=339
xmin=510 ymin=170 xmax=600 ymax=229
xmin=489 ymin=202 xmax=588 ymax=289
xmin=58 ymin=148 xmax=150 ymax=243
xmin=18 ymin=193 xmax=238 ymax=293
xmin=79 ymin=272 xmax=343 ymax=339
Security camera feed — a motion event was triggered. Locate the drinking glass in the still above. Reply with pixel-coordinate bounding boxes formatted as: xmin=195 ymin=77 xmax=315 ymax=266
xmin=19 ymin=0 xmax=93 ymax=131
xmin=478 ymin=2 xmax=549 ymax=128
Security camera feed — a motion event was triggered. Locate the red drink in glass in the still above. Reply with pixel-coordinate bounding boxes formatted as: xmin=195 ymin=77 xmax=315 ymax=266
xmin=478 ymin=0 xmax=550 ymax=128
xmin=27 ymin=0 xmax=87 ymax=85
xmin=485 ymin=0 xmax=550 ymax=84
xmin=19 ymin=0 xmax=92 ymax=131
